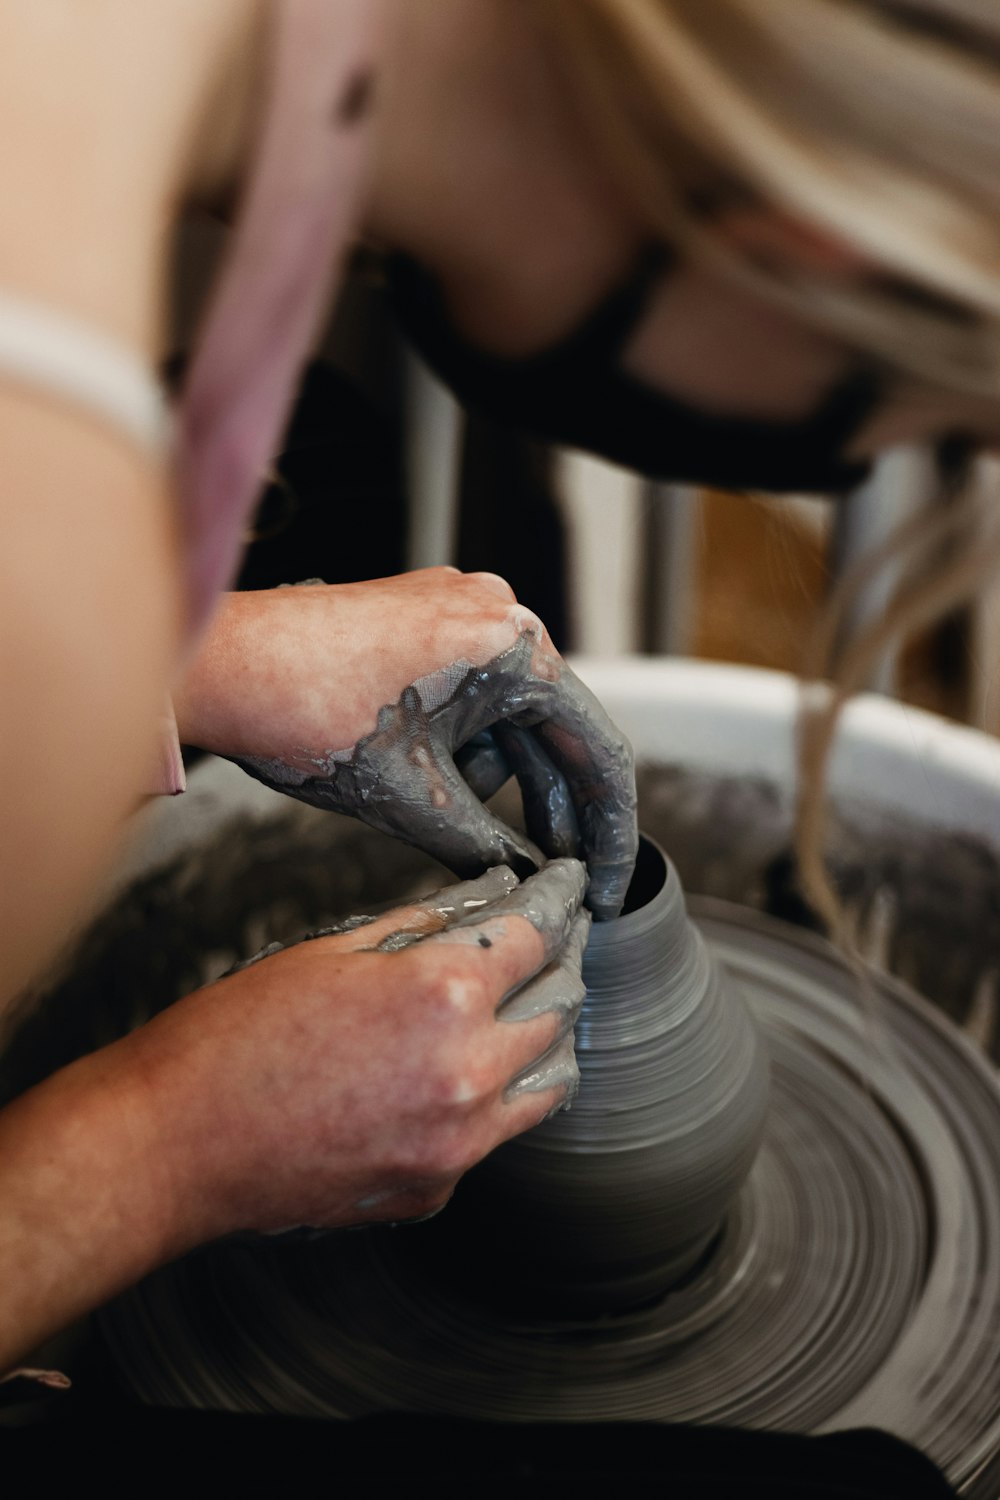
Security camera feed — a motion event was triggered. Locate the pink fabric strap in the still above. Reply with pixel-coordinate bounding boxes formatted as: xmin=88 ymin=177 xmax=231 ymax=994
xmin=149 ymin=0 xmax=381 ymax=796
xmin=151 ymin=697 xmax=186 ymax=797
xmin=174 ymin=0 xmax=381 ymax=644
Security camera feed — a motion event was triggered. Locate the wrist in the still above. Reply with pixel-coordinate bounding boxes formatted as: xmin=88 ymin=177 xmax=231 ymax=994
xmin=115 ymin=1004 xmax=239 ymax=1248
xmin=173 ymin=583 xmax=360 ymax=762
xmin=173 ymin=590 xmax=247 ymax=751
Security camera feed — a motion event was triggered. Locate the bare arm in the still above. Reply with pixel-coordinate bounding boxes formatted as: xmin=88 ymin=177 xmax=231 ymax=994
xmin=0 ymin=0 xmax=246 ymax=1357
xmin=0 ymin=0 xmax=596 ymax=1376
xmin=0 ymin=0 xmax=260 ymax=1003
xmin=0 ymin=1019 xmax=182 ymax=1370
xmin=0 ymin=396 xmax=179 ymax=1004
xmin=0 ymin=868 xmax=586 ymax=1373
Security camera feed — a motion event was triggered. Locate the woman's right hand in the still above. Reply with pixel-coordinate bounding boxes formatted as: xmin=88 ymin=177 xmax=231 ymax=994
xmin=126 ymin=860 xmax=590 ymax=1242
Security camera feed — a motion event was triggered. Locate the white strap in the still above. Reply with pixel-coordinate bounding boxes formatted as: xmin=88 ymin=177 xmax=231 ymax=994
xmin=0 ymin=292 xmax=170 ymax=459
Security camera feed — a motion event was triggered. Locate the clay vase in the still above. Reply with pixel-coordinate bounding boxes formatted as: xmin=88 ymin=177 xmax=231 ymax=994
xmin=429 ymin=836 xmax=771 ymax=1316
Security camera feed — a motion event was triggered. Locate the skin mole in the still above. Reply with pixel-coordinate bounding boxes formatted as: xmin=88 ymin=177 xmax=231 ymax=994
xmin=333 ymin=68 xmax=375 ymax=127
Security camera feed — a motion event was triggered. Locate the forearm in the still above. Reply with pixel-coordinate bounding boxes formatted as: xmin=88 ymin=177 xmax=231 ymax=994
xmin=0 ymin=0 xmax=245 ymax=1007
xmin=0 ymin=394 xmax=181 ymax=1006
xmin=0 ymin=1041 xmax=188 ymax=1374
xmin=0 ymin=859 xmax=590 ymax=1372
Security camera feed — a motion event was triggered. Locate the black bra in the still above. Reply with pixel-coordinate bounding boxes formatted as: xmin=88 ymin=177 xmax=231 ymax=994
xmin=386 ymin=246 xmax=881 ymax=495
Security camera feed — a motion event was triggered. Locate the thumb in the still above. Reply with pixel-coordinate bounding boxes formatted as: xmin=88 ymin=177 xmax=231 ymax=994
xmin=332 ymin=866 xmax=522 ymax=952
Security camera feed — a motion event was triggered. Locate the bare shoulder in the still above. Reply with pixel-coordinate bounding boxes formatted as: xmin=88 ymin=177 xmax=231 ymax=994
xmin=0 ymin=0 xmax=256 ymax=349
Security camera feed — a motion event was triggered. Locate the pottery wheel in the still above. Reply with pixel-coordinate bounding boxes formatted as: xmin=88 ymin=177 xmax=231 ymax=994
xmin=99 ymin=901 xmax=1000 ymax=1497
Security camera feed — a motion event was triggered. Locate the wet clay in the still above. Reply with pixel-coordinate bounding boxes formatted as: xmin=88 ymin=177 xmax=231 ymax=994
xmin=429 ymin=837 xmax=771 ymax=1313
xmin=11 ymin=769 xmax=1000 ymax=1493
xmin=230 ymin=859 xmax=591 ymax=1119
xmin=96 ymin=900 xmax=1000 ymax=1496
xmin=233 ymin=631 xmax=637 ymax=920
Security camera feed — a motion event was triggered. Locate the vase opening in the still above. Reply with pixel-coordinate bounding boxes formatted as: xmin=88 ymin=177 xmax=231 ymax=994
xmin=619 ymin=834 xmax=668 ymax=916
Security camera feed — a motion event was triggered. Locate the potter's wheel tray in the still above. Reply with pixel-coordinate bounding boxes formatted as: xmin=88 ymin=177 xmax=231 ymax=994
xmin=101 ymin=903 xmax=1000 ymax=1498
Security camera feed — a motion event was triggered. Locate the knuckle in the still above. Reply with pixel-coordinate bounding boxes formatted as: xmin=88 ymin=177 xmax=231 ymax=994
xmin=424 ymin=1054 xmax=493 ymax=1113
xmin=506 ymin=602 xmax=544 ymax=639
xmin=423 ymin=965 xmax=490 ymax=1022
xmin=395 ymin=1065 xmax=500 ymax=1178
xmin=466 ymin=570 xmax=517 ymax=603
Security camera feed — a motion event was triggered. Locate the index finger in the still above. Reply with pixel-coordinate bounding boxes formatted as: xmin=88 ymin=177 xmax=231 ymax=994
xmin=530 ymin=664 xmax=638 ymax=920
xmin=325 ymin=866 xmax=522 ymax=953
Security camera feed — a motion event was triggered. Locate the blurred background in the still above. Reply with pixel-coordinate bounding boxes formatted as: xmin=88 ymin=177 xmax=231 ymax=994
xmin=172 ymin=211 xmax=1000 ymax=739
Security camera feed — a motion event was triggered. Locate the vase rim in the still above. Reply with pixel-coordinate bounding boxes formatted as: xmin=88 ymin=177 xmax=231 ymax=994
xmin=601 ymin=833 xmax=676 ymax=932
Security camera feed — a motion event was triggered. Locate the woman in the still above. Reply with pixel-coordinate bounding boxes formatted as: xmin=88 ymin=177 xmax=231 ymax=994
xmin=0 ymin=0 xmax=994 ymax=1422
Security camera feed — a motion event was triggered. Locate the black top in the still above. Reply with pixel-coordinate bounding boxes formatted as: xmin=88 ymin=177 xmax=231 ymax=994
xmin=387 ymin=246 xmax=882 ymax=495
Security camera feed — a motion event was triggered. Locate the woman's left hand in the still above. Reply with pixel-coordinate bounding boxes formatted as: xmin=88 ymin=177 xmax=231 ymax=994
xmin=174 ymin=570 xmax=637 ymax=918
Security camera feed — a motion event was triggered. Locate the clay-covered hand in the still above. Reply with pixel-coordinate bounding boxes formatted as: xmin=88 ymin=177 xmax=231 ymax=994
xmin=119 ymin=861 xmax=590 ymax=1238
xmin=175 ymin=570 xmax=637 ymax=918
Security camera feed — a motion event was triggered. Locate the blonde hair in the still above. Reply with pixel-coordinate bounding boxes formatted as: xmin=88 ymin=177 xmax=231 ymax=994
xmin=539 ymin=0 xmax=1000 ymax=937
xmin=795 ymin=471 xmax=1000 ymax=937
xmin=538 ymin=0 xmax=1000 ymax=394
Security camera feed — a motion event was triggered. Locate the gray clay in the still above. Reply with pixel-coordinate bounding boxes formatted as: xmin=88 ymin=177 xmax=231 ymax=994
xmin=498 ymin=911 xmax=589 ymax=1025
xmin=16 ymin=766 xmax=1000 ymax=1488
xmin=441 ymin=856 xmax=588 ymax=961
xmin=374 ymin=866 xmax=521 ymax=950
xmin=226 ymin=860 xmax=592 ymax=1120
xmin=233 ymin=631 xmax=638 ymax=920
xmin=445 ymin=836 xmax=771 ymax=1313
xmin=504 ymin=1032 xmax=580 ymax=1106
xmin=97 ymin=886 xmax=1000 ymax=1493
